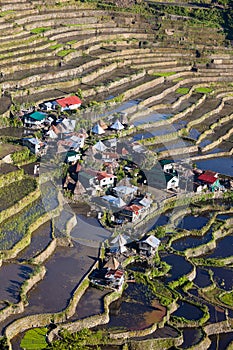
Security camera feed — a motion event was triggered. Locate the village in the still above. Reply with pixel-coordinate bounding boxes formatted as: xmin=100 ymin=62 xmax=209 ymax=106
xmin=4 ymin=94 xmax=232 ymax=292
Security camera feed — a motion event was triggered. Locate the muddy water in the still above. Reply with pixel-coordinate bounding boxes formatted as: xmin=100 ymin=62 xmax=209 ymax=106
xmin=22 ymin=243 xmax=99 ymax=314
xmin=181 ymin=327 xmax=203 ymax=348
xmin=107 ymin=283 xmax=166 ymax=331
xmin=17 ymin=221 xmax=52 ymax=261
xmin=70 ymin=287 xmax=109 ymax=321
xmin=0 ymin=264 xmax=33 ymax=304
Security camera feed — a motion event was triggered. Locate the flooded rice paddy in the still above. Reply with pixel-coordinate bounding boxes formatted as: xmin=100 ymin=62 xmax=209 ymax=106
xmin=196 ymin=157 xmax=233 ymax=177
xmin=172 ymin=228 xmax=213 ymax=251
xmin=107 ymin=283 xmax=166 ymax=330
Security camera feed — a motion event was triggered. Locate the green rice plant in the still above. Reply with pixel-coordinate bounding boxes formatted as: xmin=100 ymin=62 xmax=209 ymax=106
xmin=176 ymin=87 xmax=190 ymax=94
xmin=30 ymin=27 xmax=51 ymax=34
xmin=57 ymin=49 xmax=75 ymax=57
xmin=219 ymin=291 xmax=233 ymax=307
xmin=195 ymin=87 xmax=213 ymax=94
xmin=49 ymin=43 xmax=63 ymax=50
xmin=152 ymin=71 xmax=176 ymax=77
xmin=20 ymin=328 xmax=48 ymax=350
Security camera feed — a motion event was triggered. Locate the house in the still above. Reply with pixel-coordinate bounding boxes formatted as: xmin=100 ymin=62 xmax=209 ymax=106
xmin=159 ymin=159 xmax=175 ymax=173
xmin=56 ymin=118 xmax=76 ymax=134
xmin=39 ymin=100 xmax=57 ymax=111
xmin=23 ymin=111 xmax=47 ymax=128
xmin=164 ymin=172 xmax=179 ymax=190
xmin=104 ymin=138 xmax=117 ymax=148
xmin=111 ymin=119 xmax=124 ymax=131
xmin=101 ymin=195 xmax=126 ymax=208
xmin=197 ymin=173 xmax=222 ymax=192
xmin=93 ymin=140 xmax=107 ymax=152
xmin=22 ymin=137 xmax=47 ymax=155
xmin=92 ymin=123 xmax=105 ymax=135
xmin=105 ymin=269 xmax=124 ymax=289
xmin=111 ymin=234 xmax=128 ymax=254
xmin=121 ymin=204 xmax=144 ymax=222
xmin=104 ymin=256 xmax=120 ymax=270
xmin=138 ymin=235 xmax=161 ymax=257
xmin=102 ymin=152 xmax=118 ymax=163
xmin=145 ymin=166 xmax=179 ymax=190
xmin=65 ymin=149 xmax=80 ymax=163
xmin=69 ymin=133 xmax=86 ymax=149
xmin=79 ymin=170 xmax=98 ymax=190
xmin=113 ymin=185 xmax=138 ymax=199
xmin=96 ymin=171 xmax=116 ymax=188
xmin=56 ymin=96 xmax=82 ymax=111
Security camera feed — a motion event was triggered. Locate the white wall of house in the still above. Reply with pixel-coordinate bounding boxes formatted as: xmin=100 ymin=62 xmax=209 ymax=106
xmin=167 ymin=176 xmax=179 ymax=190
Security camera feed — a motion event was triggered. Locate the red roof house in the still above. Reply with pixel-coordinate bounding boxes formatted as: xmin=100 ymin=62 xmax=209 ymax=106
xmin=56 ymin=96 xmax=82 ymax=111
xmin=198 ymin=173 xmax=218 ymax=184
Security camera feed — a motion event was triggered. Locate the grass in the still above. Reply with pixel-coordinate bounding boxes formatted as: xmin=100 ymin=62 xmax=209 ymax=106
xmin=57 ymin=49 xmax=76 ymax=57
xmin=20 ymin=328 xmax=48 ymax=350
xmin=176 ymin=87 xmax=190 ymax=94
xmin=0 ymin=10 xmax=15 ymax=17
xmin=152 ymin=72 xmax=176 ymax=77
xmin=49 ymin=43 xmax=63 ymax=50
xmin=30 ymin=27 xmax=51 ymax=34
xmin=195 ymin=87 xmax=213 ymax=94
xmin=219 ymin=291 xmax=233 ymax=307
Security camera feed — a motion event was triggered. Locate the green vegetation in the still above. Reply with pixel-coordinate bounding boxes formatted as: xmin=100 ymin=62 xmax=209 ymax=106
xmin=49 ymin=43 xmax=63 ymax=50
xmin=0 ymin=198 xmax=45 ymax=250
xmin=195 ymin=87 xmax=213 ymax=94
xmin=176 ymin=87 xmax=190 ymax=94
xmin=0 ymin=177 xmax=37 ymax=211
xmin=152 ymin=71 xmax=176 ymax=77
xmin=0 ymin=10 xmax=14 ymax=17
xmin=30 ymin=27 xmax=51 ymax=34
xmin=11 ymin=147 xmax=37 ymax=165
xmin=46 ymin=328 xmax=107 ymax=349
xmin=219 ymin=291 xmax=233 ymax=306
xmin=57 ymin=49 xmax=76 ymax=57
xmin=20 ymin=328 xmax=48 ymax=350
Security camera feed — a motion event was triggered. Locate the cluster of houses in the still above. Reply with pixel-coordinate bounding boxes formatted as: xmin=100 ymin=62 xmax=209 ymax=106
xmin=90 ymin=233 xmax=161 ymax=290
xmin=16 ymin=94 xmax=231 ymax=226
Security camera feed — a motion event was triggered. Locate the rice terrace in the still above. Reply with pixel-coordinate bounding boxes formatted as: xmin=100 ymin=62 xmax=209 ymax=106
xmin=0 ymin=0 xmax=233 ymax=349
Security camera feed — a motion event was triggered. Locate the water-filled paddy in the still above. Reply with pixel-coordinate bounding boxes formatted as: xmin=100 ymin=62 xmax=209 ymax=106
xmin=173 ymin=301 xmax=203 ymax=320
xmin=204 ymin=235 xmax=233 ymax=259
xmin=208 ymin=332 xmax=233 ymax=350
xmin=0 ymin=264 xmax=33 ymax=304
xmin=162 ymin=254 xmax=193 ymax=283
xmin=21 ymin=243 xmax=99 ymax=314
xmin=207 ymin=267 xmax=233 ymax=291
xmin=181 ymin=327 xmax=203 ymax=348
xmin=17 ymin=221 xmax=52 ymax=261
xmin=107 ymin=283 xmax=166 ymax=330
xmin=194 ymin=267 xmax=212 ymax=288
xmin=176 ymin=215 xmax=209 ymax=230
xmin=172 ymin=229 xmax=213 ymax=251
xmin=70 ymin=287 xmax=109 ymax=320
xmin=196 ymin=157 xmax=233 ymax=176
